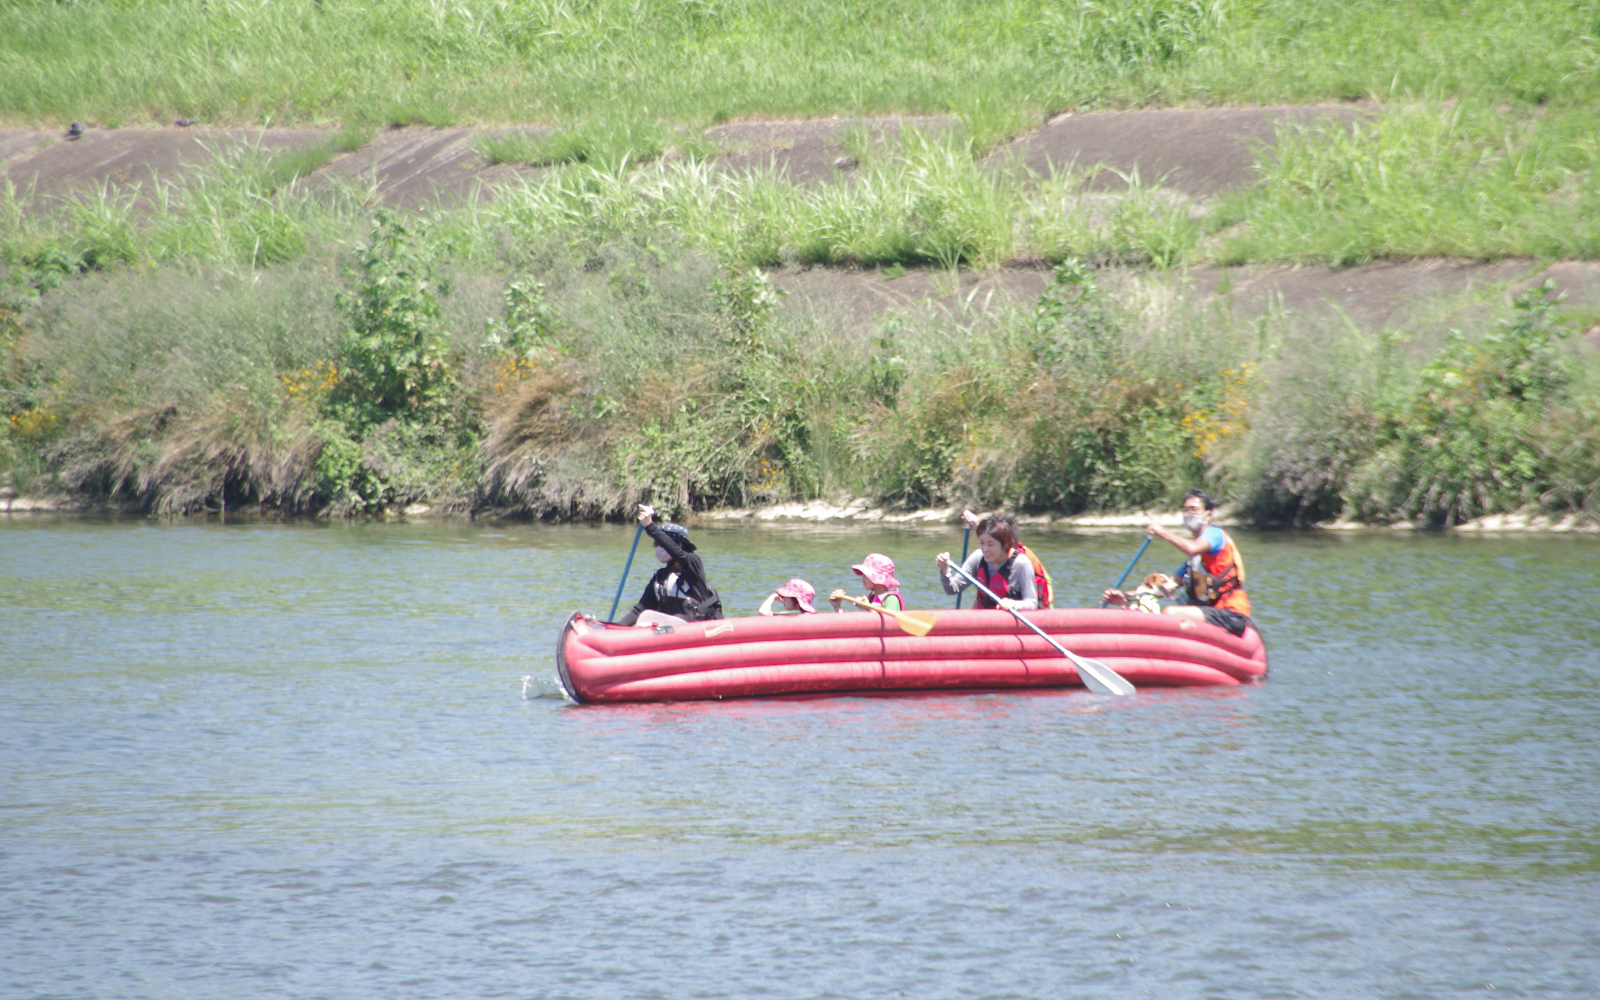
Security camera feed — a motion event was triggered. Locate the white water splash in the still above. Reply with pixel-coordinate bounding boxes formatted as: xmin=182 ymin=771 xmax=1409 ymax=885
xmin=521 ymin=673 xmax=571 ymax=700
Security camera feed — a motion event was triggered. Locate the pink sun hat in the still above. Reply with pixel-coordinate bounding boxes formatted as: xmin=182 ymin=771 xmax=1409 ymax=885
xmin=775 ymin=578 xmax=817 ymax=613
xmin=851 ymin=553 xmax=900 ymax=588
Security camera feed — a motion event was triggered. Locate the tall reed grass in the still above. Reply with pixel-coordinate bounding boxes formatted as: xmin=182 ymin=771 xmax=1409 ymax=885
xmin=2 ymin=139 xmax=370 ymax=272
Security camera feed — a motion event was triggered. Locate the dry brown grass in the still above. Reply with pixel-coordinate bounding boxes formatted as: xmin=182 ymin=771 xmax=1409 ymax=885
xmin=477 ymin=368 xmax=620 ymax=515
xmin=51 ymin=399 xmax=322 ymax=514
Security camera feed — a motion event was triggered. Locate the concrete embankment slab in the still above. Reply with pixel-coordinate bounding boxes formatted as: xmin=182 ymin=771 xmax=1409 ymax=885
xmin=0 ymin=130 xmax=59 ymax=172
xmin=309 ymin=127 xmax=549 ymax=207
xmin=5 ymin=111 xmax=1598 ymax=338
xmin=1001 ymin=104 xmax=1372 ymax=198
xmin=1 ymin=128 xmax=329 ymax=209
xmin=0 ymin=106 xmax=1376 ymax=212
xmin=772 ymin=258 xmax=1600 ymax=335
xmin=0 ymin=125 xmax=560 ymax=211
xmin=708 ymin=115 xmax=958 ymax=186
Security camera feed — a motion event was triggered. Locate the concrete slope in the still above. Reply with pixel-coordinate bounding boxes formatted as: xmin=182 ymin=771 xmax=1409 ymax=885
xmin=1 ymin=106 xmax=1365 ymax=209
xmin=307 ymin=127 xmax=549 ymax=206
xmin=3 ymin=128 xmax=328 ymax=210
xmin=771 ymin=258 xmax=1600 ymax=337
xmin=4 ymin=110 xmax=1598 ymax=337
xmin=1001 ymin=105 xmax=1371 ymax=197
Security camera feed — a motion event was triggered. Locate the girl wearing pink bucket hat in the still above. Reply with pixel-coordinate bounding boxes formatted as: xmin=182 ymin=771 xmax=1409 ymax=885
xmin=759 ymin=578 xmax=818 ymax=616
xmin=829 ymin=553 xmax=904 ymax=612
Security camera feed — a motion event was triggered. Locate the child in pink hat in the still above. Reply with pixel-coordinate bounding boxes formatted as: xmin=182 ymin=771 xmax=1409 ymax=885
xmin=759 ymin=578 xmax=818 ymax=616
xmin=829 ymin=553 xmax=904 ymax=612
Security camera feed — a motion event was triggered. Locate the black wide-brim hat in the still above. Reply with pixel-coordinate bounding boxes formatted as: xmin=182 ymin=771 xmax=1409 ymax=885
xmin=659 ymin=522 xmax=696 ymax=552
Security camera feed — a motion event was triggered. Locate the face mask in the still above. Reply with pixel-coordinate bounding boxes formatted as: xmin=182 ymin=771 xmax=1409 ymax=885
xmin=1182 ymin=513 xmax=1205 ymax=533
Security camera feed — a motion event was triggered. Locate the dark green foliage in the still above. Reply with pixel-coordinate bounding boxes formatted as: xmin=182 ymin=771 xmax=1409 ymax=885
xmin=316 ymin=212 xmax=474 ymax=511
xmin=1014 ymin=263 xmax=1204 ymax=512
xmin=1237 ymin=284 xmax=1598 ymax=527
xmin=1383 ymin=283 xmax=1575 ymax=524
xmin=331 ymin=212 xmax=458 ymax=428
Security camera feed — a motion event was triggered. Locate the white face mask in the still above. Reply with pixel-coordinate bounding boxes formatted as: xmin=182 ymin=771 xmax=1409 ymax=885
xmin=1183 ymin=513 xmax=1206 ymax=533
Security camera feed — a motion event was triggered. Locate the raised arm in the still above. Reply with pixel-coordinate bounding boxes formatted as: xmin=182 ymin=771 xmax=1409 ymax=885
xmin=1148 ymin=521 xmax=1210 ymax=558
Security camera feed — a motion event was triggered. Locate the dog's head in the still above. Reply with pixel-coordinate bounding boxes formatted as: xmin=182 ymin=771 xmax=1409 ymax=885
xmin=1136 ymin=572 xmax=1179 ymax=597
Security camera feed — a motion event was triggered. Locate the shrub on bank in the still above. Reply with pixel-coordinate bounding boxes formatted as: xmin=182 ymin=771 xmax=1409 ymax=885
xmin=4 ymin=225 xmax=1597 ymax=525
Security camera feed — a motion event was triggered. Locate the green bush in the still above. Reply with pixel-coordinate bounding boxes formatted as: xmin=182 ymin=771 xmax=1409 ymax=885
xmin=1378 ymin=283 xmax=1575 ymax=524
xmin=330 ymin=212 xmax=459 ymax=428
xmin=315 ymin=212 xmax=477 ymax=511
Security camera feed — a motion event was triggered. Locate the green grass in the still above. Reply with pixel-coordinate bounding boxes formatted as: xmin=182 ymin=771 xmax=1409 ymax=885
xmin=3 ymin=0 xmax=1597 ymax=131
xmin=451 ymin=131 xmax=1217 ymax=271
xmin=1 ymin=140 xmax=367 ymax=271
xmin=0 ymin=129 xmax=1206 ymax=272
xmin=1213 ymin=102 xmax=1600 ymax=264
xmin=5 ymin=1 xmax=1600 ymax=272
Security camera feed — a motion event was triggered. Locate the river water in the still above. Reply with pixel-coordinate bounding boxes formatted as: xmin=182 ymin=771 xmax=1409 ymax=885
xmin=2 ymin=517 xmax=1597 ymax=999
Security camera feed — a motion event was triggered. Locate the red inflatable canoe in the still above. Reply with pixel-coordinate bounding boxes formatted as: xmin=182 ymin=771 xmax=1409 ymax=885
xmin=556 ymin=608 xmax=1267 ymax=703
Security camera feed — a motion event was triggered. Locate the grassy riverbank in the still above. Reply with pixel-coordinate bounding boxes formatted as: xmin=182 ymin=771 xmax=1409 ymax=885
xmin=4 ymin=211 xmax=1597 ymax=524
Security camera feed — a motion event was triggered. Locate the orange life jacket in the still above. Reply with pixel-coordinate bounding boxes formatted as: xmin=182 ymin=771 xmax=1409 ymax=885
xmin=973 ymin=545 xmax=1053 ymax=610
xmin=1188 ymin=533 xmax=1250 ymax=616
xmin=1020 ymin=544 xmax=1054 ymax=609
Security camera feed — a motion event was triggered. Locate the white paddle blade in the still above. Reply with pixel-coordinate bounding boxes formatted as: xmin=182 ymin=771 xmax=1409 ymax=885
xmin=1074 ymin=656 xmax=1136 ymax=697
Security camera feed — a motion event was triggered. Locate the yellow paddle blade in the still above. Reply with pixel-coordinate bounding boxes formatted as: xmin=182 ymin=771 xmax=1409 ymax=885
xmin=892 ymin=610 xmax=938 ymax=637
xmin=842 ymin=595 xmax=938 ymax=636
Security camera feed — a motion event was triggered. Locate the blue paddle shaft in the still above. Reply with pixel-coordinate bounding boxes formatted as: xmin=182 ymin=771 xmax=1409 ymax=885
xmin=1098 ymin=536 xmax=1153 ymax=609
xmin=608 ymin=522 xmax=644 ymax=621
xmin=954 ymin=526 xmax=971 ymax=609
xmin=1111 ymin=537 xmax=1153 ymax=592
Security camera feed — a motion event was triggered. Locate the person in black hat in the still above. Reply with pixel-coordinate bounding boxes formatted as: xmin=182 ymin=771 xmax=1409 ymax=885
xmin=616 ymin=503 xmax=723 ymax=626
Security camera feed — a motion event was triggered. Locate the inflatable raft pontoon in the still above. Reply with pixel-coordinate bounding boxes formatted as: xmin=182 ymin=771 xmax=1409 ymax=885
xmin=556 ymin=608 xmax=1267 ymax=703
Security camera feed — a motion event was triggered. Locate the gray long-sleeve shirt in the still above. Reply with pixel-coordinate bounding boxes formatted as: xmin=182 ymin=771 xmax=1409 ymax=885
xmin=940 ymin=550 xmax=1039 ymax=610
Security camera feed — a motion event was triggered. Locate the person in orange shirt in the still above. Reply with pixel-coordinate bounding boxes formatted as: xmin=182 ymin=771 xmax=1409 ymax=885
xmin=1105 ymin=489 xmax=1253 ymax=637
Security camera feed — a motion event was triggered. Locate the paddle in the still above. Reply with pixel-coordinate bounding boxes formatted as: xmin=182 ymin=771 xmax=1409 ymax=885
xmin=835 ymin=593 xmax=939 ymax=637
xmin=954 ymin=525 xmax=971 ymax=609
xmin=607 ymin=521 xmax=644 ymax=622
xmin=1099 ymin=536 xmax=1152 ymax=608
xmin=947 ymin=562 xmax=1135 ymax=696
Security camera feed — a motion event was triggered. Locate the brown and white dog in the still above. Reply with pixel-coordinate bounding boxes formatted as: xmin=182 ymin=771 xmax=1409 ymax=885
xmin=1109 ymin=572 xmax=1179 ymax=614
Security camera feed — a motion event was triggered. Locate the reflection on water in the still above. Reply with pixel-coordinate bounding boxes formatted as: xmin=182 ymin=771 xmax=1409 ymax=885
xmin=2 ymin=517 xmax=1598 ymax=998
